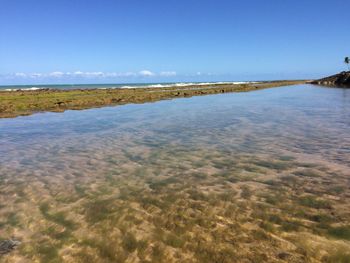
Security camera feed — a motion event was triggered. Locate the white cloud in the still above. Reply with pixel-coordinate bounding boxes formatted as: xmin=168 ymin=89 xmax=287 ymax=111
xmin=73 ymin=71 xmax=84 ymax=76
xmin=70 ymin=71 xmax=100 ymax=77
xmin=15 ymin=72 xmax=27 ymax=77
xmin=30 ymin=73 xmax=42 ymax=78
xmin=160 ymin=71 xmax=177 ymax=77
xmin=139 ymin=70 xmax=155 ymax=77
xmin=7 ymin=70 xmax=179 ymax=80
xmin=49 ymin=71 xmax=64 ymax=77
xmin=105 ymin=72 xmax=137 ymax=77
xmin=86 ymin=72 xmax=104 ymax=77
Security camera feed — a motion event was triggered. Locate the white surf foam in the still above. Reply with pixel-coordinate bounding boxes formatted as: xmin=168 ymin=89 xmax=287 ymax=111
xmin=1 ymin=87 xmax=45 ymax=91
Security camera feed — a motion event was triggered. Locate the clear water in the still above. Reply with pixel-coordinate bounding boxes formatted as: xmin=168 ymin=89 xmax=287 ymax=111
xmin=1 ymin=84 xmax=349 ymax=168
xmin=0 ymin=84 xmax=349 ymax=262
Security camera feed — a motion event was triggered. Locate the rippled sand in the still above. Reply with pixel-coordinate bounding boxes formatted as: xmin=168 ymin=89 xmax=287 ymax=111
xmin=0 ymin=85 xmax=349 ymax=262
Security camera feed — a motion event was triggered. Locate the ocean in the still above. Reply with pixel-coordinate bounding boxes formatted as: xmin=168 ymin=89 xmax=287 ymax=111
xmin=0 ymin=81 xmax=254 ymax=91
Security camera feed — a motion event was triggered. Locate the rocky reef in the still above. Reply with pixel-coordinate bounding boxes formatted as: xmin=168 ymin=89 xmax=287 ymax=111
xmin=311 ymin=71 xmax=350 ymax=87
xmin=0 ymin=80 xmax=305 ymax=118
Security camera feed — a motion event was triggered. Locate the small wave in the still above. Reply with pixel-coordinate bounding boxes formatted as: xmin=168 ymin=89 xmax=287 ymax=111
xmin=25 ymin=87 xmax=43 ymax=90
xmin=147 ymin=84 xmax=166 ymax=88
xmin=120 ymin=85 xmax=137 ymax=89
xmin=1 ymin=87 xmax=46 ymax=92
xmin=118 ymin=82 xmax=254 ymax=89
xmin=171 ymin=81 xmax=256 ymax=87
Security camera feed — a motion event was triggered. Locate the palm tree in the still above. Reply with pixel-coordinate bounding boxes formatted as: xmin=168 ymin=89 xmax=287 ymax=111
xmin=345 ymin=57 xmax=350 ymax=71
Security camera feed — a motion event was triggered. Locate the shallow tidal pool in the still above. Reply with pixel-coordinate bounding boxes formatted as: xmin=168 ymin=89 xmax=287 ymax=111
xmin=0 ymin=84 xmax=350 ymax=262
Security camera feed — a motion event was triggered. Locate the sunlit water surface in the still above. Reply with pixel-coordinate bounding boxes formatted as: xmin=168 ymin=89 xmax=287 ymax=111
xmin=1 ymin=84 xmax=349 ymax=171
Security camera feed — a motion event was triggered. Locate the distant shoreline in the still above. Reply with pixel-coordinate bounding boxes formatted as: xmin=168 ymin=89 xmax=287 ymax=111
xmin=0 ymin=80 xmax=306 ymax=118
xmin=0 ymin=80 xmax=286 ymax=91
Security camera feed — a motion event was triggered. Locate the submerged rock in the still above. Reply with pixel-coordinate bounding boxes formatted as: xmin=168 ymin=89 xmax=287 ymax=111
xmin=0 ymin=239 xmax=21 ymax=255
xmin=311 ymin=71 xmax=350 ymax=87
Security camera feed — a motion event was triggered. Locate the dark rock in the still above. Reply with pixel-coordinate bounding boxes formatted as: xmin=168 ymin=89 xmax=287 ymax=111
xmin=55 ymin=101 xmax=65 ymax=106
xmin=311 ymin=71 xmax=350 ymax=87
xmin=278 ymin=252 xmax=291 ymax=260
xmin=0 ymin=239 xmax=21 ymax=255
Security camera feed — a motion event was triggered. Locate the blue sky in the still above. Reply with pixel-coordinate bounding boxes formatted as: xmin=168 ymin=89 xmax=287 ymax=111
xmin=1 ymin=0 xmax=349 ymax=85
